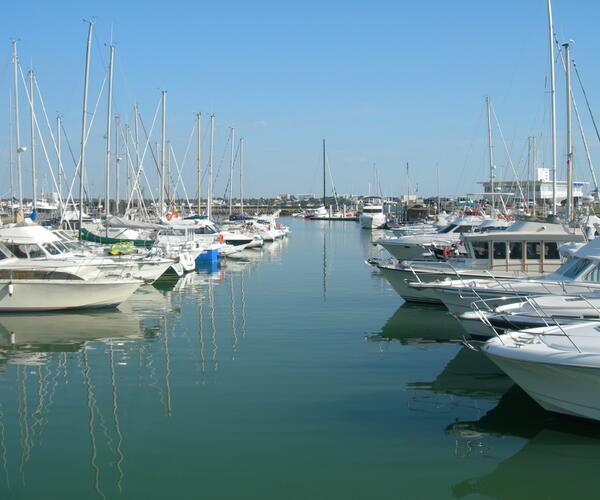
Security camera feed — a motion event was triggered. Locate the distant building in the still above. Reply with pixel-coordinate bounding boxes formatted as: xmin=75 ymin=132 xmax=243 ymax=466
xmin=480 ymin=177 xmax=586 ymax=204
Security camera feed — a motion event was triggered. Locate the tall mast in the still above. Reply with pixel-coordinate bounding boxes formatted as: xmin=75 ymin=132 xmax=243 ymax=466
xmin=564 ymin=41 xmax=573 ymax=223
xmin=56 ymin=115 xmax=62 ymax=201
xmin=207 ymin=113 xmax=215 ymax=220
xmin=196 ymin=112 xmax=201 ymax=214
xmin=114 ymin=115 xmax=120 ymax=214
xmin=239 ymin=137 xmax=244 ymax=215
xmin=322 ymin=139 xmax=326 ymax=209
xmin=166 ymin=139 xmax=171 ymax=207
xmin=486 ymin=96 xmax=495 ymax=217
xmin=229 ymin=127 xmax=235 ymax=216
xmin=548 ymin=0 xmax=558 ymax=216
xmin=28 ymin=69 xmax=37 ymax=213
xmin=12 ymin=42 xmax=23 ymax=215
xmin=532 ymin=136 xmax=536 ymax=212
xmin=8 ymin=90 xmax=14 ymax=219
xmin=160 ymin=90 xmax=167 ymax=217
xmin=79 ymin=20 xmax=94 ymax=235
xmin=125 ymin=123 xmax=131 ymax=210
xmin=104 ymin=44 xmax=115 ymax=218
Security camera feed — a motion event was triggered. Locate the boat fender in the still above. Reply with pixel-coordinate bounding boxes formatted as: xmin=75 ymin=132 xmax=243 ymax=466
xmin=218 ymin=234 xmax=225 ymax=243
xmin=442 ymin=245 xmax=453 ymax=259
xmin=7 ymin=282 xmax=13 ymax=296
xmin=165 ymin=211 xmax=173 ymax=221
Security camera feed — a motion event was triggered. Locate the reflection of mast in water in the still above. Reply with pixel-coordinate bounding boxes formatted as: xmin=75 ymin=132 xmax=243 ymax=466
xmin=18 ymin=366 xmax=31 ymax=485
xmin=197 ymin=287 xmax=206 ymax=382
xmin=82 ymin=348 xmax=106 ymax=500
xmin=109 ymin=343 xmax=125 ymax=493
xmin=161 ymin=316 xmax=173 ymax=417
xmin=209 ymin=280 xmax=218 ymax=372
xmin=0 ymin=402 xmax=9 ymax=488
xmin=322 ymin=227 xmax=327 ymax=302
xmin=230 ymin=274 xmax=238 ymax=358
xmin=240 ymin=269 xmax=247 ymax=338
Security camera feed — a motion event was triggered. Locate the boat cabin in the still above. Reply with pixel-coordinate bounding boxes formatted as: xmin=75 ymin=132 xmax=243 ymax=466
xmin=461 ymin=220 xmax=585 ymax=273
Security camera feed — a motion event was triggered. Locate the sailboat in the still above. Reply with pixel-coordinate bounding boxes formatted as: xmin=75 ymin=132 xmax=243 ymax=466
xmin=308 ymin=140 xmax=357 ymax=221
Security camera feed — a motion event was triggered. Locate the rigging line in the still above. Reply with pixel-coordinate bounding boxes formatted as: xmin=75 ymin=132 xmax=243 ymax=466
xmin=124 ymin=97 xmax=161 ymax=214
xmin=555 ymin=39 xmax=599 ymax=192
xmin=211 ymin=130 xmax=231 ymax=193
xmin=168 ymin=143 xmax=192 ymax=206
xmin=573 ymin=60 xmax=600 ymax=150
xmin=221 ymin=143 xmax=240 ymax=201
xmin=492 ymin=105 xmax=526 ymax=206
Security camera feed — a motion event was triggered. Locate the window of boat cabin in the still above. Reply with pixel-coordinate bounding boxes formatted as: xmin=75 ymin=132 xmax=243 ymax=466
xmin=544 ymin=242 xmax=560 ymax=260
xmin=471 ymin=241 xmax=489 ymax=259
xmin=493 ymin=242 xmax=507 ymax=259
xmin=526 ymin=242 xmax=541 ymax=260
xmin=42 ymin=243 xmax=62 ymax=255
xmin=508 ymin=242 xmax=522 ymax=260
xmin=456 ymin=225 xmax=476 ymax=233
xmin=4 ymin=243 xmax=45 ymax=259
xmin=556 ymin=257 xmax=592 ymax=279
xmin=363 ymin=207 xmax=382 ymax=213
xmin=586 ymin=263 xmax=600 ymax=282
xmin=53 ymin=241 xmax=70 ymax=253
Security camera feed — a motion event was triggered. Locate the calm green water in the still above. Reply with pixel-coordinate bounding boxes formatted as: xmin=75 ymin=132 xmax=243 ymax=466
xmin=1 ymin=219 xmax=600 ymax=499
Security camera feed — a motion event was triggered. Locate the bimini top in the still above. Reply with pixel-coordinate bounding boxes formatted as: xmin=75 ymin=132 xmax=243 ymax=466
xmin=462 ymin=220 xmax=584 ymax=243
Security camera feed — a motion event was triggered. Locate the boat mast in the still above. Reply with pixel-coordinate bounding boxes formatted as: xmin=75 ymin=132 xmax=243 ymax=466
xmin=322 ymin=139 xmax=326 ymax=209
xmin=239 ymin=137 xmax=244 ymax=215
xmin=160 ymin=90 xmax=167 ymax=217
xmin=229 ymin=127 xmax=235 ymax=216
xmin=56 ymin=115 xmax=62 ymax=202
xmin=114 ymin=114 xmax=120 ymax=214
xmin=28 ymin=69 xmax=37 ymax=214
xmin=564 ymin=41 xmax=573 ymax=223
xmin=79 ymin=20 xmax=94 ymax=235
xmin=8 ymin=90 xmax=13 ymax=219
xmin=104 ymin=44 xmax=115 ymax=218
xmin=12 ymin=41 xmax=23 ymax=216
xmin=547 ymin=0 xmax=558 ymax=216
xmin=207 ymin=113 xmax=215 ymax=220
xmin=196 ymin=112 xmax=201 ymax=215
xmin=486 ymin=96 xmax=495 ymax=217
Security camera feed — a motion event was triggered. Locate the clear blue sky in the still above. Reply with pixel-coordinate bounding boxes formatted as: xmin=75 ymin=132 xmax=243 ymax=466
xmin=1 ymin=0 xmax=599 ymax=200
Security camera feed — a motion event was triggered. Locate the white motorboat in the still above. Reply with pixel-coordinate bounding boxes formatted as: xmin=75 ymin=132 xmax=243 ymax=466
xmin=482 ymin=322 xmax=600 ymax=421
xmin=358 ymin=196 xmax=386 ymax=229
xmin=374 ymin=215 xmax=494 ymax=261
xmin=458 ymin=292 xmax=600 ymax=338
xmin=0 ymin=220 xmax=173 ymax=283
xmin=375 ymin=220 xmax=582 ymax=304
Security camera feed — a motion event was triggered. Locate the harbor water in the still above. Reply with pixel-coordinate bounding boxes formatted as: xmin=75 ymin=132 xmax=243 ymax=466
xmin=1 ymin=218 xmax=600 ymax=499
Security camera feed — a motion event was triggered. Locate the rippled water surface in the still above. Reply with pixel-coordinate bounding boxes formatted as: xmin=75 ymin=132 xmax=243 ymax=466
xmin=1 ymin=218 xmax=600 ymax=499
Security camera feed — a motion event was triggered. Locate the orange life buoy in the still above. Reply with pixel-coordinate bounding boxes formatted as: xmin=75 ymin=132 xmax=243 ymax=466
xmin=165 ymin=211 xmax=173 ymax=221
xmin=218 ymin=234 xmax=225 ymax=243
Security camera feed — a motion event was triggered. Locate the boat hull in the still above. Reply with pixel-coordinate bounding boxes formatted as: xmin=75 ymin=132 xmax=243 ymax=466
xmin=484 ymin=340 xmax=600 ymax=421
xmin=359 ymin=213 xmax=386 ymax=229
xmin=0 ymin=279 xmax=141 ymax=312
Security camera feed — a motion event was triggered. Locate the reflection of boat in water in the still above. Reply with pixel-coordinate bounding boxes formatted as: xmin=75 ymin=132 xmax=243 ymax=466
xmin=451 ymin=385 xmax=600 ymax=499
xmin=369 ymin=304 xmax=465 ymax=344
xmin=0 ymin=310 xmax=143 ymax=353
xmin=409 ymin=347 xmax=512 ymax=400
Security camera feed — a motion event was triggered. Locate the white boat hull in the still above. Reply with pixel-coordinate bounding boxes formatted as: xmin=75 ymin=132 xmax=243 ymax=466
xmin=484 ymin=334 xmax=600 ymax=421
xmin=0 ymin=279 xmax=141 ymax=312
xmin=359 ymin=213 xmax=386 ymax=229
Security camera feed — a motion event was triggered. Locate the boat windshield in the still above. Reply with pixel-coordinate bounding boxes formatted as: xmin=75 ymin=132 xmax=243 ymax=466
xmin=193 ymin=225 xmax=218 ymax=235
xmin=42 ymin=243 xmax=62 ymax=256
xmin=438 ymin=224 xmax=457 ymax=234
xmin=550 ymin=257 xmax=593 ymax=280
xmin=3 ymin=243 xmax=46 ymax=259
xmin=363 ymin=207 xmax=382 ymax=214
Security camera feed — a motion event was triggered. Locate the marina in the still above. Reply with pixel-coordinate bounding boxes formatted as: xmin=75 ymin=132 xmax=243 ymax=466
xmin=0 ymin=220 xmax=599 ymax=498
xmin=4 ymin=0 xmax=600 ymax=498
